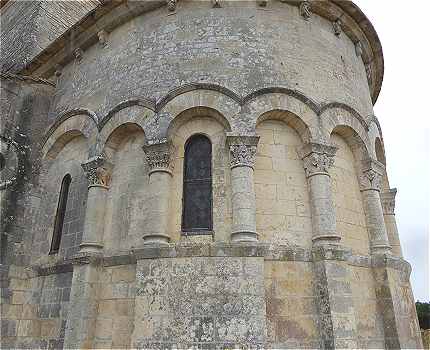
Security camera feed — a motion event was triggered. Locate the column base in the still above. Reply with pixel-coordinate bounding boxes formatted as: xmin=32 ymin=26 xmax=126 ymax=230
xmin=142 ymin=233 xmax=170 ymax=245
xmin=312 ymin=234 xmax=341 ymax=246
xmin=231 ymin=231 xmax=258 ymax=242
xmin=370 ymin=243 xmax=392 ymax=255
xmin=79 ymin=242 xmax=103 ymax=254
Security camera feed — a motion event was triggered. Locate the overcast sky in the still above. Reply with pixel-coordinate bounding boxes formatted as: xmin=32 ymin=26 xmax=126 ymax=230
xmin=355 ymin=0 xmax=429 ymax=302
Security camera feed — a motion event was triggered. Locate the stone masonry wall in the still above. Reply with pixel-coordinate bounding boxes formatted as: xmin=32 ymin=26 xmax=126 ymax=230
xmin=50 ymin=1 xmax=373 ymax=121
xmin=31 ymin=136 xmax=88 ymax=262
xmin=132 ymin=257 xmax=266 ymax=348
xmin=265 ymin=260 xmax=319 ymax=348
xmin=330 ymin=134 xmax=369 ymax=256
xmin=169 ymin=116 xmax=232 ymax=242
xmin=95 ymin=264 xmax=136 ymax=349
xmin=103 ymin=129 xmax=148 ymax=252
xmin=0 ymin=0 xmax=99 ymax=72
xmin=1 ymin=1 xmax=422 ymax=349
xmin=255 ymin=120 xmax=312 ymax=247
xmin=350 ymin=265 xmax=385 ymax=348
xmin=1 ymin=268 xmax=72 ymax=350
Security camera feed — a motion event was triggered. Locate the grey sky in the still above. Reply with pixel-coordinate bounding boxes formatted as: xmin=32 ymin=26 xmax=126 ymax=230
xmin=356 ymin=0 xmax=430 ymax=302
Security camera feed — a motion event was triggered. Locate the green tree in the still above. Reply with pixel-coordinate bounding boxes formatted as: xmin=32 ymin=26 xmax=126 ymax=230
xmin=416 ymin=301 xmax=430 ymax=329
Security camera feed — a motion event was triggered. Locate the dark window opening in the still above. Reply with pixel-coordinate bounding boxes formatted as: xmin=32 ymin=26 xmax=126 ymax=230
xmin=0 ymin=153 xmax=5 ymax=171
xmin=182 ymin=134 xmax=213 ymax=233
xmin=50 ymin=174 xmax=71 ymax=254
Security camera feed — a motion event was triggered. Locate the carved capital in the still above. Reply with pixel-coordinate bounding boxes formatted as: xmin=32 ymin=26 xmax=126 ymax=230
xmin=212 ymin=0 xmax=221 ymax=8
xmin=365 ymin=63 xmax=373 ymax=86
xmin=74 ymin=48 xmax=83 ymax=63
xmin=355 ymin=41 xmax=363 ymax=57
xmin=299 ymin=142 xmax=337 ymax=178
xmin=54 ymin=64 xmax=62 ymax=77
xmin=226 ymin=135 xmax=259 ymax=169
xmin=97 ymin=30 xmax=108 ymax=48
xmin=143 ymin=141 xmax=175 ymax=175
xmin=166 ymin=0 xmax=176 ymax=12
xmin=257 ymin=0 xmax=267 ymax=7
xmin=380 ymin=188 xmax=397 ymax=215
xmin=81 ymin=155 xmax=113 ymax=188
xmin=359 ymin=159 xmax=385 ymax=192
xmin=299 ymin=1 xmax=311 ymax=20
xmin=333 ymin=19 xmax=342 ymax=36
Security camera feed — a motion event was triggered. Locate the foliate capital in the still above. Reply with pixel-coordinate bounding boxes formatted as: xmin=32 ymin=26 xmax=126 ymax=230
xmin=226 ymin=135 xmax=259 ymax=169
xmin=143 ymin=141 xmax=175 ymax=175
xmin=380 ymin=188 xmax=397 ymax=215
xmin=167 ymin=0 xmax=177 ymax=12
xmin=81 ymin=155 xmax=113 ymax=188
xmin=212 ymin=0 xmax=221 ymax=8
xmin=299 ymin=142 xmax=337 ymax=178
xmin=359 ymin=159 xmax=385 ymax=192
xmin=299 ymin=1 xmax=311 ymax=20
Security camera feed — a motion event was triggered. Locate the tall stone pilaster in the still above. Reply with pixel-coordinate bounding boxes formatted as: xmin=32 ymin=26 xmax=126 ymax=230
xmin=80 ymin=155 xmax=113 ymax=254
xmin=300 ymin=142 xmax=340 ymax=245
xmin=142 ymin=141 xmax=174 ymax=245
xmin=227 ymin=135 xmax=259 ymax=242
xmin=372 ymin=255 xmax=423 ymax=349
xmin=359 ymin=159 xmax=392 ymax=255
xmin=312 ymin=246 xmax=358 ymax=349
xmin=63 ymin=254 xmax=102 ymax=349
xmin=380 ymin=188 xmax=403 ymax=257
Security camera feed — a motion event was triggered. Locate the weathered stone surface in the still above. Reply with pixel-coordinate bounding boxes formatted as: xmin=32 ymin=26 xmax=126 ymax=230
xmin=0 ymin=1 xmax=421 ymax=349
xmin=132 ymin=257 xmax=265 ymax=347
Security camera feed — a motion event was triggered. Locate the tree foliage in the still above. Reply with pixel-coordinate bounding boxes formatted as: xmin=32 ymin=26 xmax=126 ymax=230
xmin=416 ymin=301 xmax=430 ymax=329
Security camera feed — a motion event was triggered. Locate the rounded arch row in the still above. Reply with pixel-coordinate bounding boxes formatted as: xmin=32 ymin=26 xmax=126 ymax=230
xmin=42 ymin=84 xmax=378 ymax=161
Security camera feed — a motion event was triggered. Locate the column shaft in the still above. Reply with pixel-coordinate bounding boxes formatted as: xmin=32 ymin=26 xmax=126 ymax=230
xmin=144 ymin=171 xmax=172 ymax=244
xmin=142 ymin=142 xmax=174 ymax=245
xmin=63 ymin=256 xmax=101 ymax=349
xmin=81 ymin=186 xmax=108 ymax=251
xmin=231 ymin=165 xmax=257 ymax=240
xmin=80 ymin=156 xmax=113 ymax=253
xmin=381 ymin=189 xmax=403 ymax=257
xmin=359 ymin=160 xmax=391 ymax=254
xmin=301 ymin=143 xmax=340 ymax=245
xmin=227 ymin=135 xmax=259 ymax=242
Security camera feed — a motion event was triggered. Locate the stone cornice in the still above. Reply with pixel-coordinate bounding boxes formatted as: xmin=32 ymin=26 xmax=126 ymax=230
xmin=28 ymin=243 xmax=412 ymax=276
xmin=0 ymin=72 xmax=55 ymax=87
xmin=20 ymin=0 xmax=384 ymax=105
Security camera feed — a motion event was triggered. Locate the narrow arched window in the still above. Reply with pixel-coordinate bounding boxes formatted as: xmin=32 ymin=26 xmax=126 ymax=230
xmin=182 ymin=135 xmax=212 ymax=233
xmin=50 ymin=174 xmax=71 ymax=254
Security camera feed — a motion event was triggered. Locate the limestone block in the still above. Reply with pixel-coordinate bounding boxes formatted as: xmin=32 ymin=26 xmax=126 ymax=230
xmin=40 ymin=319 xmax=61 ymax=338
xmin=111 ymin=265 xmax=136 ymax=283
xmin=17 ymin=319 xmax=41 ymax=337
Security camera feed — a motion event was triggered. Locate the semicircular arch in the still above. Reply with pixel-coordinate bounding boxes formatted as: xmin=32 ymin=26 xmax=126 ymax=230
xmin=244 ymin=93 xmax=318 ymax=140
xmin=320 ymin=106 xmax=371 ymax=157
xmin=330 ymin=124 xmax=370 ymax=164
xmin=159 ymin=89 xmax=238 ymax=138
xmin=102 ymin=122 xmax=146 ymax=160
xmin=166 ymin=106 xmax=232 ymax=141
xmin=42 ymin=113 xmax=96 ymax=159
xmin=98 ymin=104 xmax=153 ymax=154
